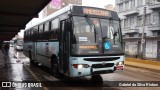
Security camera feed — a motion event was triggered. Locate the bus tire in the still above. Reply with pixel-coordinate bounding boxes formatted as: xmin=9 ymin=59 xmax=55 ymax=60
xmin=91 ymin=75 xmax=103 ymax=85
xmin=29 ymin=50 xmax=34 ymax=64
xmin=51 ymin=55 xmax=60 ymax=78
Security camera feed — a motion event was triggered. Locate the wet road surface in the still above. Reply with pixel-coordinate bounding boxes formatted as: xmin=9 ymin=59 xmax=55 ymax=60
xmin=0 ymin=47 xmax=160 ymax=90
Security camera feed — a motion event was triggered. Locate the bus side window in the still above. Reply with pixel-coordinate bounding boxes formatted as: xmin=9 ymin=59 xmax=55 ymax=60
xmin=50 ymin=18 xmax=59 ymax=40
xmin=34 ymin=26 xmax=38 ymax=41
xmin=39 ymin=24 xmax=44 ymax=40
xmin=44 ymin=22 xmax=50 ymax=32
xmin=28 ymin=30 xmax=30 ymax=42
xmin=44 ymin=22 xmax=50 ymax=40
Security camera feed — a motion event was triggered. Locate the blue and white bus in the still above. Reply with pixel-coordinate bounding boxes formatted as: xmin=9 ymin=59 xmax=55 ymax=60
xmin=23 ymin=5 xmax=125 ymax=78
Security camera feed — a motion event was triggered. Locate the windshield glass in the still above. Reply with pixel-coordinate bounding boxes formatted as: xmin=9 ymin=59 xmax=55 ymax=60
xmin=72 ymin=16 xmax=97 ymax=44
xmin=100 ymin=19 xmax=121 ymax=43
xmin=72 ymin=16 xmax=122 ymax=55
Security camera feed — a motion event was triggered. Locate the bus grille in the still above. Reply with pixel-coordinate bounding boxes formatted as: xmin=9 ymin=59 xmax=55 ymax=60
xmin=92 ymin=63 xmax=114 ymax=68
xmin=84 ymin=57 xmax=120 ymax=62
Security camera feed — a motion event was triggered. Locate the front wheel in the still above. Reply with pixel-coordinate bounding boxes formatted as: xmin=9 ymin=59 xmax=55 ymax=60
xmin=91 ymin=75 xmax=103 ymax=86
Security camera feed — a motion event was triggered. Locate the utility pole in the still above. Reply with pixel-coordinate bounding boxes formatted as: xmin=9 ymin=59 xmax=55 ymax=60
xmin=140 ymin=7 xmax=146 ymax=59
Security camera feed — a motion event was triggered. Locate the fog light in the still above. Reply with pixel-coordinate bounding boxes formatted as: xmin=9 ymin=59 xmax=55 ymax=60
xmin=78 ymin=72 xmax=81 ymax=75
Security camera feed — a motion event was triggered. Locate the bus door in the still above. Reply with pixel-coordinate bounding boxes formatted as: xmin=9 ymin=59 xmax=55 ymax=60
xmin=59 ymin=19 xmax=70 ymax=73
xmin=33 ymin=30 xmax=38 ymax=61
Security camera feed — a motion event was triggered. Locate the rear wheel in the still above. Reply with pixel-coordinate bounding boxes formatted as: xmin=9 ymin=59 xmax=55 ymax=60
xmin=51 ymin=55 xmax=63 ymax=79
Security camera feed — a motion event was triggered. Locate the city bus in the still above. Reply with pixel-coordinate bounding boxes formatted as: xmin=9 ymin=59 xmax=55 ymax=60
xmin=23 ymin=5 xmax=125 ymax=78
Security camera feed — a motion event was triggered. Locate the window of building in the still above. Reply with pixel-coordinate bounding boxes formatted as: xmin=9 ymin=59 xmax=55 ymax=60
xmin=129 ymin=34 xmax=134 ymax=37
xmin=124 ymin=19 xmax=128 ymax=28
xmin=129 ymin=17 xmax=136 ymax=28
xmin=139 ymin=33 xmax=146 ymax=37
xmin=145 ymin=0 xmax=152 ymax=5
xmin=131 ymin=0 xmax=135 ymax=9
xmin=44 ymin=22 xmax=50 ymax=31
xmin=152 ymin=32 xmax=157 ymax=36
xmin=51 ymin=18 xmax=59 ymax=30
xmin=137 ymin=0 xmax=143 ymax=7
xmin=145 ymin=14 xmax=151 ymax=25
xmin=128 ymin=18 xmax=130 ymax=27
xmin=119 ymin=0 xmax=123 ymax=3
xmin=119 ymin=3 xmax=123 ymax=12
xmin=125 ymin=1 xmax=129 ymax=11
xmin=124 ymin=18 xmax=130 ymax=28
xmin=158 ymin=32 xmax=160 ymax=35
xmin=137 ymin=16 xmax=142 ymax=26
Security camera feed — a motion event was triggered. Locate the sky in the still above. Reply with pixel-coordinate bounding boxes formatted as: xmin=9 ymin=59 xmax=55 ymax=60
xmin=82 ymin=0 xmax=115 ymax=8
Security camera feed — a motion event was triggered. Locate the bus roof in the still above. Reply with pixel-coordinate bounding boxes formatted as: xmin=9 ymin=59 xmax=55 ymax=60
xmin=25 ymin=5 xmax=119 ymax=30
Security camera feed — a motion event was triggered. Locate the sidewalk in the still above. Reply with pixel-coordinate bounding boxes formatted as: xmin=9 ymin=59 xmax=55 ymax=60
xmin=125 ymin=57 xmax=160 ymax=71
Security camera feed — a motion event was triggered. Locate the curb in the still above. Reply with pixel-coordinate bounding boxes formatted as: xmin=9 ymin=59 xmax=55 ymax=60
xmin=125 ymin=57 xmax=160 ymax=66
xmin=125 ymin=57 xmax=160 ymax=70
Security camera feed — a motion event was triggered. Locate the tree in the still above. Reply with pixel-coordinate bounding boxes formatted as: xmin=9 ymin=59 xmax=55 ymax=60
xmin=157 ymin=0 xmax=160 ymax=2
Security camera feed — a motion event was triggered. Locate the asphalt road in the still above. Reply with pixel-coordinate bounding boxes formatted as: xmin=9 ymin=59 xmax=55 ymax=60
xmin=1 ymin=47 xmax=160 ymax=90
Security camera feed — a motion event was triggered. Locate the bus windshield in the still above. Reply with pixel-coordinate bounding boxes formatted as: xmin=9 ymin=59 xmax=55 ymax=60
xmin=72 ymin=16 xmax=122 ymax=55
xmin=72 ymin=16 xmax=96 ymax=44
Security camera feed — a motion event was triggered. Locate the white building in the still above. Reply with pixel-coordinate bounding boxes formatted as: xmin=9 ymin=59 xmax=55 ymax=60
xmin=115 ymin=0 xmax=160 ymax=59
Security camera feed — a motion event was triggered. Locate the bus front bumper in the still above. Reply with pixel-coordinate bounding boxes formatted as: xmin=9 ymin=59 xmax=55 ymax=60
xmin=69 ymin=65 xmax=124 ymax=77
xmin=69 ymin=56 xmax=124 ymax=77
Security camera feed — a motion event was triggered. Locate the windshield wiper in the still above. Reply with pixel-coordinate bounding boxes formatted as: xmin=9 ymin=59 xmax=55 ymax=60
xmin=84 ymin=15 xmax=97 ymax=42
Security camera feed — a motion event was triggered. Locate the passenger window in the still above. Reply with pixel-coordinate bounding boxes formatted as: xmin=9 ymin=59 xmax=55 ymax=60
xmin=51 ymin=18 xmax=59 ymax=30
xmin=44 ymin=22 xmax=50 ymax=31
xmin=39 ymin=24 xmax=44 ymax=33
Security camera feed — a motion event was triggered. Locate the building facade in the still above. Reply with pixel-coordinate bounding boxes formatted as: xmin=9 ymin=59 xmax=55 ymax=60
xmin=42 ymin=0 xmax=82 ymax=18
xmin=115 ymin=0 xmax=160 ymax=59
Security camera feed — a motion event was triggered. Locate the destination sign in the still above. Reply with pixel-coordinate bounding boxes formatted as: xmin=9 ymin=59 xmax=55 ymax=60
xmin=79 ymin=45 xmax=97 ymax=49
xmin=83 ymin=8 xmax=109 ymax=16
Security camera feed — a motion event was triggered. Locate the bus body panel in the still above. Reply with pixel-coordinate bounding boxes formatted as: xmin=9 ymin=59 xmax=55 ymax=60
xmin=36 ymin=41 xmax=59 ymax=67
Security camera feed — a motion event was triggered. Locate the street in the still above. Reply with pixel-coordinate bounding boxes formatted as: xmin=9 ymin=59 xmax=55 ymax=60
xmin=1 ymin=47 xmax=160 ymax=90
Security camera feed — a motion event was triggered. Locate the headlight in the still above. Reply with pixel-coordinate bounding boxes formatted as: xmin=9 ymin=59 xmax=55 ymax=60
xmin=72 ymin=64 xmax=90 ymax=69
xmin=78 ymin=64 xmax=83 ymax=69
xmin=119 ymin=62 xmax=122 ymax=65
xmin=116 ymin=61 xmax=124 ymax=66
